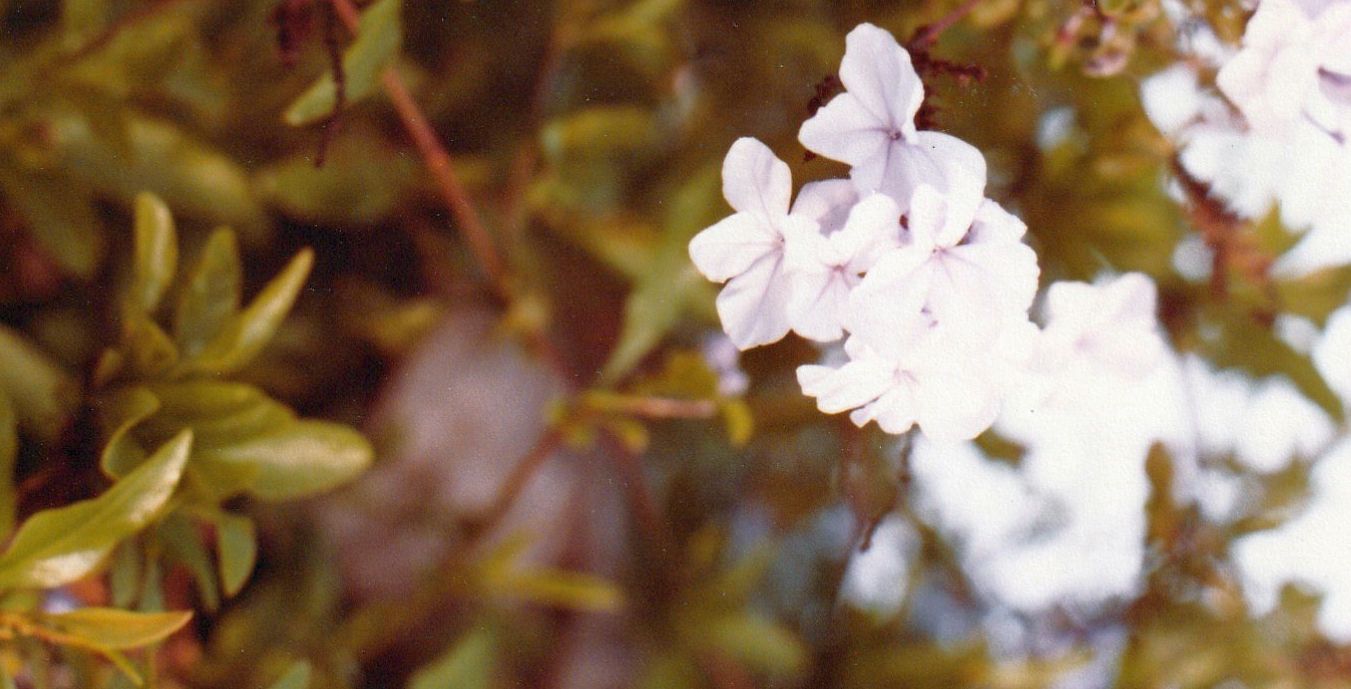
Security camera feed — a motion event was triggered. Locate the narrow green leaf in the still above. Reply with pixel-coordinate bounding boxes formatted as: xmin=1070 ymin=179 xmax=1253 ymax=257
xmin=38 ymin=607 xmax=191 ymax=649
xmin=494 ymin=569 xmax=625 ymax=612
xmin=212 ymin=512 xmax=257 ymax=597
xmin=0 ymin=392 xmax=16 ymax=537
xmin=175 ymin=227 xmax=242 ymax=357
xmin=266 ymin=661 xmax=312 ymax=689
xmin=408 ymin=629 xmax=495 ymax=689
xmin=121 ymin=313 xmax=179 ymax=378
xmin=193 ymin=420 xmax=371 ymax=501
xmin=0 ymin=431 xmax=191 ymax=590
xmin=141 ymin=380 xmax=295 ymax=447
xmin=158 ymin=516 xmax=219 ymax=612
xmin=185 ymin=248 xmax=314 ymax=376
xmin=96 ymin=385 xmax=161 ymax=478
xmin=0 ymin=325 xmax=78 ymax=441
xmin=283 ymin=0 xmax=402 ymax=126
xmin=128 ymin=192 xmax=177 ymax=316
xmin=109 ymin=541 xmax=142 ymax=609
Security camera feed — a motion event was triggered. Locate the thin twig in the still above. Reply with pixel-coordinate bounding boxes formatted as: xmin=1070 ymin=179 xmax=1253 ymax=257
xmin=328 ymin=0 xmax=509 ymax=298
xmin=600 ymin=433 xmax=674 ymax=556
xmin=909 ymin=0 xmax=985 ymax=49
xmin=465 ymin=427 xmax=565 ymax=538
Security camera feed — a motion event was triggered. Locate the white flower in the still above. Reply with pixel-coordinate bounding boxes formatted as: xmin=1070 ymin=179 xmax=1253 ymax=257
xmin=846 ymin=179 xmax=1040 ymax=357
xmin=1313 ymin=303 xmax=1351 ymax=407
xmin=782 ymin=193 xmax=902 ymax=342
xmin=798 ymin=23 xmax=986 ymax=204
xmin=1032 ymin=273 xmax=1167 ymax=382
xmin=796 ymin=335 xmax=1004 ymax=442
xmin=1217 ymin=0 xmax=1351 ymax=140
xmin=789 ymin=179 xmax=859 ymax=235
xmin=688 ymin=137 xmax=817 ymax=349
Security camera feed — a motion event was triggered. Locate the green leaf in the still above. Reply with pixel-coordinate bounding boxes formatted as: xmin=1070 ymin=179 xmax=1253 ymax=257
xmin=492 ymin=568 xmax=625 ymax=612
xmin=598 ymin=166 xmax=721 ymax=383
xmin=407 ymin=629 xmax=496 ymax=689
xmin=283 ymin=0 xmax=402 ymax=126
xmin=121 ymin=313 xmax=179 ymax=378
xmin=159 ymin=515 xmax=220 ymax=612
xmin=0 ymin=431 xmax=191 ymax=590
xmin=194 ymin=420 xmax=371 ymax=500
xmin=109 ymin=541 xmax=142 ymax=609
xmin=266 ymin=661 xmax=312 ymax=689
xmin=184 ymin=248 xmax=314 ymax=376
xmin=254 ymin=136 xmax=419 ymax=226
xmin=540 ymin=106 xmax=661 ymax=162
xmin=0 ymin=325 xmax=78 ymax=441
xmin=0 ymin=392 xmax=16 ymax=537
xmin=96 ymin=385 xmax=161 ymax=478
xmin=0 ymin=163 xmax=106 ymax=279
xmin=45 ymin=110 xmax=269 ymax=244
xmin=38 ymin=607 xmax=192 ymax=649
xmin=142 ymin=380 xmax=295 ymax=447
xmin=699 ymin=613 xmax=806 ymax=677
xmin=211 ymin=512 xmax=257 ymax=597
xmin=127 ymin=192 xmax=177 ymax=316
xmin=175 ymin=227 xmax=242 ymax=357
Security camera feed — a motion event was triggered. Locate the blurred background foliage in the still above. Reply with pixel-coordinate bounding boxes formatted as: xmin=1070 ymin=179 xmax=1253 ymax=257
xmin=1 ymin=0 xmax=1349 ymax=687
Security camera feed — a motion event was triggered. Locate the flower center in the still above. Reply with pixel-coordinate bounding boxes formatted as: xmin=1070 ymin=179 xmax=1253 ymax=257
xmin=888 ymin=129 xmax=903 ymax=142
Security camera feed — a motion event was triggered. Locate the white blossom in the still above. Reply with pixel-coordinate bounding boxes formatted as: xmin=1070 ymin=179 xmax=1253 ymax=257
xmin=798 ymin=23 xmax=986 ymax=205
xmin=797 ymin=335 xmax=1006 ymax=442
xmin=846 ymin=179 xmax=1040 ymax=355
xmin=688 ymin=137 xmax=817 ymax=349
xmin=1216 ymin=0 xmax=1351 ymax=140
xmin=782 ymin=193 xmax=901 ymax=342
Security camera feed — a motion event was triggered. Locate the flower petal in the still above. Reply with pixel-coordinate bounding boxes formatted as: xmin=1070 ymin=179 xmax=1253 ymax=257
xmin=797 ymin=358 xmax=895 ymax=413
xmin=839 ymin=23 xmax=924 ymax=138
xmin=715 ymin=250 xmax=793 ymax=349
xmin=832 ymin=193 xmax=902 ymax=273
xmin=688 ymin=212 xmax=779 ymax=282
xmin=791 ymin=179 xmax=859 ymax=234
xmin=788 ymin=269 xmax=854 ymax=343
xmin=915 ymin=367 xmax=1000 ymax=442
xmin=722 ymin=137 xmax=793 ymax=220
xmin=799 ymin=94 xmax=891 ymax=173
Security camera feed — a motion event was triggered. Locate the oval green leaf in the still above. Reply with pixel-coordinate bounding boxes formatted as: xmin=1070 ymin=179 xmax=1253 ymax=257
xmin=0 ymin=430 xmax=191 ymax=590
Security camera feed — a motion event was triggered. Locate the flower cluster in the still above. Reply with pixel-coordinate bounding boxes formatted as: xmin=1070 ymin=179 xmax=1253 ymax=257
xmin=1145 ymin=0 xmax=1351 ymax=276
xmin=688 ymin=23 xmax=1041 ymax=442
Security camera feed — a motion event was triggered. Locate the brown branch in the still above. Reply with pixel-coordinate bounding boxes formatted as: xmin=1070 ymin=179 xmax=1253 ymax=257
xmin=909 ymin=0 xmax=986 ymax=49
xmin=327 ymin=0 xmax=509 ymax=298
xmin=464 ymin=428 xmax=565 ymax=539
xmin=600 ymin=433 xmax=674 ymax=557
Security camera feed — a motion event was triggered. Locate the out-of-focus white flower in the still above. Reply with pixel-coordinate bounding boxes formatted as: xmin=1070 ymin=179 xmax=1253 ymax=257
xmin=1234 ymin=438 xmax=1351 ymax=642
xmin=1143 ymin=2 xmax=1351 ymax=278
xmin=1217 ymin=0 xmax=1351 ymax=140
xmin=1313 ymin=304 xmax=1351 ymax=406
xmin=839 ymin=515 xmax=919 ymax=616
xmin=798 ymin=23 xmax=986 ymax=204
xmin=688 ymin=137 xmax=818 ymax=349
xmin=847 ymin=181 xmax=1040 ymax=354
xmin=1032 ymin=273 xmax=1167 ymax=383
xmin=782 ymin=193 xmax=902 ymax=342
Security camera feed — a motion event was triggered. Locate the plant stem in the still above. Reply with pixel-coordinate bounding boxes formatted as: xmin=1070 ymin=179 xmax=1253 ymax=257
xmin=328 ymin=0 xmax=509 ymax=299
xmin=910 ymin=0 xmax=985 ymax=48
